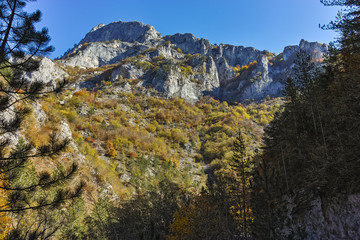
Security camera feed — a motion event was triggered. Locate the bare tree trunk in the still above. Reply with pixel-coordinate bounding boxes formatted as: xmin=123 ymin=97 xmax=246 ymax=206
xmin=310 ymin=104 xmax=318 ymax=134
xmin=315 ymin=97 xmax=329 ymax=160
xmin=241 ymin=159 xmax=247 ymax=237
xmin=0 ymin=0 xmax=17 ymax=58
xmin=280 ymin=144 xmax=289 ymax=192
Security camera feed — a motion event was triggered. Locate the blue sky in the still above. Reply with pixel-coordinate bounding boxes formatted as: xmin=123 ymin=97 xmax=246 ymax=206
xmin=25 ymin=0 xmax=342 ymax=59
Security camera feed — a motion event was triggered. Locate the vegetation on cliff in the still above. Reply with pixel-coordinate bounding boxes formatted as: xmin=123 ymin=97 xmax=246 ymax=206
xmin=1 ymin=0 xmax=359 ymax=239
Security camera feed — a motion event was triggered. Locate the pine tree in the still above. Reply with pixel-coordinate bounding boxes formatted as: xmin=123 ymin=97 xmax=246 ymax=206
xmin=0 ymin=0 xmax=83 ymax=238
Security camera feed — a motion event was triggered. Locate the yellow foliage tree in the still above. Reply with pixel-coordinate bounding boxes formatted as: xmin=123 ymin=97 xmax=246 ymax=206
xmin=0 ymin=182 xmax=12 ymax=240
xmin=167 ymin=204 xmax=195 ymax=240
xmin=105 ymin=140 xmax=117 ymax=157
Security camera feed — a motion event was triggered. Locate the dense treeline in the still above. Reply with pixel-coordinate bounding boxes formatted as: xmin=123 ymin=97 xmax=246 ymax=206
xmin=251 ymin=1 xmax=360 ymax=238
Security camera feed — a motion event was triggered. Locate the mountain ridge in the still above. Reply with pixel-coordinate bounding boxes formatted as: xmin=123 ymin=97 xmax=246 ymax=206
xmin=48 ymin=20 xmax=328 ymax=103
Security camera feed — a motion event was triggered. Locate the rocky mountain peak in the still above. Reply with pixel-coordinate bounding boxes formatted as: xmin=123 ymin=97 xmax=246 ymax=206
xmin=283 ymin=39 xmax=328 ymax=61
xmin=55 ymin=21 xmax=328 ymax=103
xmin=79 ymin=20 xmax=162 ymax=44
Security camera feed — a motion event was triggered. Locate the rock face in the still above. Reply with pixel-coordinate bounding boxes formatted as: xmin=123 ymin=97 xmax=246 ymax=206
xmin=62 ymin=41 xmax=145 ymax=68
xmin=220 ymin=55 xmax=283 ymax=102
xmin=23 ymin=57 xmax=68 ymax=88
xmin=55 ymin=20 xmax=328 ymax=103
xmin=79 ymin=21 xmax=162 ymax=45
xmin=163 ymin=33 xmax=212 ymax=55
xmin=149 ymin=56 xmax=220 ymax=103
xmin=283 ymin=39 xmax=328 ymax=62
xmin=280 ymin=194 xmax=360 ymax=240
xmin=217 ymin=44 xmax=263 ymax=67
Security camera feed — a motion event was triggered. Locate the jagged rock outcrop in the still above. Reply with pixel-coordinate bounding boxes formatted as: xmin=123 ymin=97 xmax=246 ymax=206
xmin=54 ymin=20 xmax=328 ymax=103
xmin=220 ymin=55 xmax=283 ymax=102
xmin=23 ymin=57 xmax=68 ymax=88
xmin=112 ymin=63 xmax=146 ymax=80
xmin=149 ymin=56 xmax=220 ymax=103
xmin=283 ymin=39 xmax=328 ymax=62
xmin=163 ymin=33 xmax=211 ymax=55
xmin=80 ymin=21 xmax=162 ymax=45
xmin=217 ymin=44 xmax=263 ymax=67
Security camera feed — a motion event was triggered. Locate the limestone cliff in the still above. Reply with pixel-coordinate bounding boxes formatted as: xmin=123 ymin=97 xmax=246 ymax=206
xmin=279 ymin=194 xmax=360 ymax=240
xmin=56 ymin=21 xmax=328 ymax=103
xmin=80 ymin=21 xmax=161 ymax=45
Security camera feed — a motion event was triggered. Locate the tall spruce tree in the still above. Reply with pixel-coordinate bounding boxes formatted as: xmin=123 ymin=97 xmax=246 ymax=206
xmin=229 ymin=131 xmax=252 ymax=237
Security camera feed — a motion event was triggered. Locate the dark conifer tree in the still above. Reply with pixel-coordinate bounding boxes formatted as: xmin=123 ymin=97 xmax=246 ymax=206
xmin=0 ymin=0 xmax=83 ymax=238
xmin=229 ymin=131 xmax=252 ymax=237
xmin=251 ymin=1 xmax=360 ymax=239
